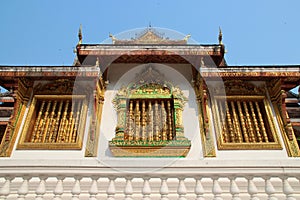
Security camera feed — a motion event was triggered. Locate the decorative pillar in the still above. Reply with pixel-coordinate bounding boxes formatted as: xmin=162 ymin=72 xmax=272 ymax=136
xmin=112 ymin=96 xmax=127 ymax=141
xmin=267 ymin=79 xmax=300 ymax=157
xmin=174 ymin=99 xmax=184 ymax=140
xmin=0 ymin=78 xmax=32 ymax=157
xmin=193 ymin=75 xmax=216 ymax=157
xmin=85 ymin=79 xmax=105 ymax=157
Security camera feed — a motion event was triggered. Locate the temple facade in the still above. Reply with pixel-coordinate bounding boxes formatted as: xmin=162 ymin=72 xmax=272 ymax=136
xmin=0 ymin=27 xmax=299 ymax=199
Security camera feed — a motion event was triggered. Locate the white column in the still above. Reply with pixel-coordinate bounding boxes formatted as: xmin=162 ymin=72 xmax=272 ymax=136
xmin=248 ymin=177 xmax=259 ymax=200
xmin=35 ymin=176 xmax=47 ymax=200
xmin=17 ymin=176 xmax=30 ymax=200
xmin=212 ymin=178 xmax=223 ymax=200
xmin=107 ymin=177 xmax=116 ymax=200
xmin=53 ymin=176 xmax=64 ymax=200
xmin=142 ymin=178 xmax=151 ymax=200
xmin=194 ymin=178 xmax=205 ymax=200
xmin=0 ymin=176 xmax=13 ymax=200
xmin=71 ymin=176 xmax=82 ymax=200
xmin=124 ymin=177 xmax=133 ymax=200
xmin=265 ymin=177 xmax=278 ymax=200
xmin=230 ymin=177 xmax=241 ymax=200
xmin=160 ymin=178 xmax=169 ymax=200
xmin=282 ymin=176 xmax=296 ymax=200
xmin=89 ymin=177 xmax=99 ymax=200
xmin=177 ymin=178 xmax=187 ymax=200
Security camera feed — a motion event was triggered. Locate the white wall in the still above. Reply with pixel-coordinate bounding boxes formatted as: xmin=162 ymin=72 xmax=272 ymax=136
xmin=98 ymin=63 xmax=203 ymax=161
xmin=5 ymin=64 xmax=293 ymax=165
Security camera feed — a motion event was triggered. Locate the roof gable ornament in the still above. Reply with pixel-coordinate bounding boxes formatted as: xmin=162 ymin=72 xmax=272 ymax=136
xmin=109 ymin=27 xmax=190 ymax=45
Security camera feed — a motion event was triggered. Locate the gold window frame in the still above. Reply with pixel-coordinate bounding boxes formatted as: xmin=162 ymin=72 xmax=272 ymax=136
xmin=17 ymin=95 xmax=88 ymax=150
xmin=212 ymin=96 xmax=282 ymax=150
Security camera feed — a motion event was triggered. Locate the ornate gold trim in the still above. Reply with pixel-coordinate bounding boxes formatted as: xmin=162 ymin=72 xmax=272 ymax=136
xmin=211 ymin=95 xmax=282 ymax=150
xmin=193 ymin=75 xmax=216 ymax=157
xmin=85 ymin=79 xmax=105 ymax=157
xmin=110 ymin=145 xmax=190 ymax=157
xmin=0 ymin=78 xmax=33 ymax=157
xmin=17 ymin=95 xmax=88 ymax=150
xmin=272 ymin=104 xmax=300 ymax=156
xmin=267 ymin=79 xmax=300 ymax=156
xmin=109 ymin=67 xmax=191 ymax=157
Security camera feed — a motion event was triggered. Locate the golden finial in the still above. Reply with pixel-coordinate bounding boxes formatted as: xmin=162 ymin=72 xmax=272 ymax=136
xmin=78 ymin=24 xmax=82 ymax=45
xmin=109 ymin=33 xmax=116 ymax=44
xmin=183 ymin=34 xmax=191 ymax=42
xmin=218 ymin=27 xmax=223 ymax=45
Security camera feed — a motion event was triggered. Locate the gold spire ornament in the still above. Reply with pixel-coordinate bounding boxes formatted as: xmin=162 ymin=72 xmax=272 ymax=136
xmin=78 ymin=24 xmax=82 ymax=45
xmin=183 ymin=34 xmax=191 ymax=42
xmin=218 ymin=27 xmax=223 ymax=45
xmin=109 ymin=33 xmax=116 ymax=44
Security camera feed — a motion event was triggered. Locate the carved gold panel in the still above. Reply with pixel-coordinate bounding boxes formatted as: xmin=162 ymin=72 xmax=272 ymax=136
xmin=211 ymin=96 xmax=282 ymax=150
xmin=17 ymin=95 xmax=88 ymax=150
xmin=109 ymin=66 xmax=191 ymax=157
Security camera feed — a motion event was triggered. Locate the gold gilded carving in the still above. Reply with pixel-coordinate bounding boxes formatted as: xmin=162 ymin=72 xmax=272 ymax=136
xmin=249 ymin=101 xmax=262 ymax=142
xmin=267 ymin=79 xmax=300 ymax=157
xmin=231 ymin=101 xmax=243 ymax=143
xmin=193 ymin=74 xmax=216 ymax=157
xmin=209 ymin=76 xmax=285 ymax=150
xmin=167 ymin=100 xmax=173 ymax=140
xmin=213 ymin=80 xmax=265 ymax=96
xmin=51 ymin=101 xmax=63 ymax=142
xmin=212 ymin=95 xmax=282 ymax=150
xmin=218 ymin=100 xmax=229 ymax=143
xmin=273 ymin=103 xmax=300 ymax=156
xmin=0 ymin=78 xmax=33 ymax=157
xmin=34 ymin=79 xmax=74 ymax=95
xmin=85 ymin=78 xmax=106 ymax=157
xmin=110 ymin=66 xmax=190 ymax=157
xmin=113 ymin=27 xmax=188 ymax=45
xmin=237 ymin=101 xmax=249 ymax=143
xmin=225 ymin=102 xmax=235 ymax=142
xmin=255 ymin=101 xmax=269 ymax=142
xmin=161 ymin=101 xmax=167 ymax=141
xmin=110 ymin=146 xmax=190 ymax=157
xmin=154 ymin=100 xmax=160 ymax=141
xmin=148 ymin=101 xmax=153 ymax=141
xmin=243 ymin=101 xmax=255 ymax=142
xmin=17 ymin=95 xmax=87 ymax=150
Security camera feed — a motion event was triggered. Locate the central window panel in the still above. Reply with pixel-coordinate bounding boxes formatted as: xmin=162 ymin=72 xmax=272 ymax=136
xmin=125 ymin=98 xmax=175 ymax=142
xmin=109 ymin=67 xmax=191 ymax=157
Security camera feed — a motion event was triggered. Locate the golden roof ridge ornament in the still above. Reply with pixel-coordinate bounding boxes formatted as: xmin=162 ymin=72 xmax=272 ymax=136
xmin=111 ymin=27 xmax=188 ymax=45
xmin=183 ymin=34 xmax=191 ymax=42
xmin=218 ymin=26 xmax=223 ymax=45
xmin=109 ymin=33 xmax=116 ymax=44
xmin=78 ymin=24 xmax=82 ymax=45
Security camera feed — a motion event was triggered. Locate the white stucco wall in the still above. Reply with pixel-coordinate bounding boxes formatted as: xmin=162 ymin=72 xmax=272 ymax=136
xmin=6 ymin=63 xmax=293 ymax=165
xmin=98 ymin=63 xmax=203 ymax=161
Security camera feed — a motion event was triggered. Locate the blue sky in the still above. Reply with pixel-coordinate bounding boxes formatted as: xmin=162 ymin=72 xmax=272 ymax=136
xmin=1 ymin=0 xmax=300 ymax=68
